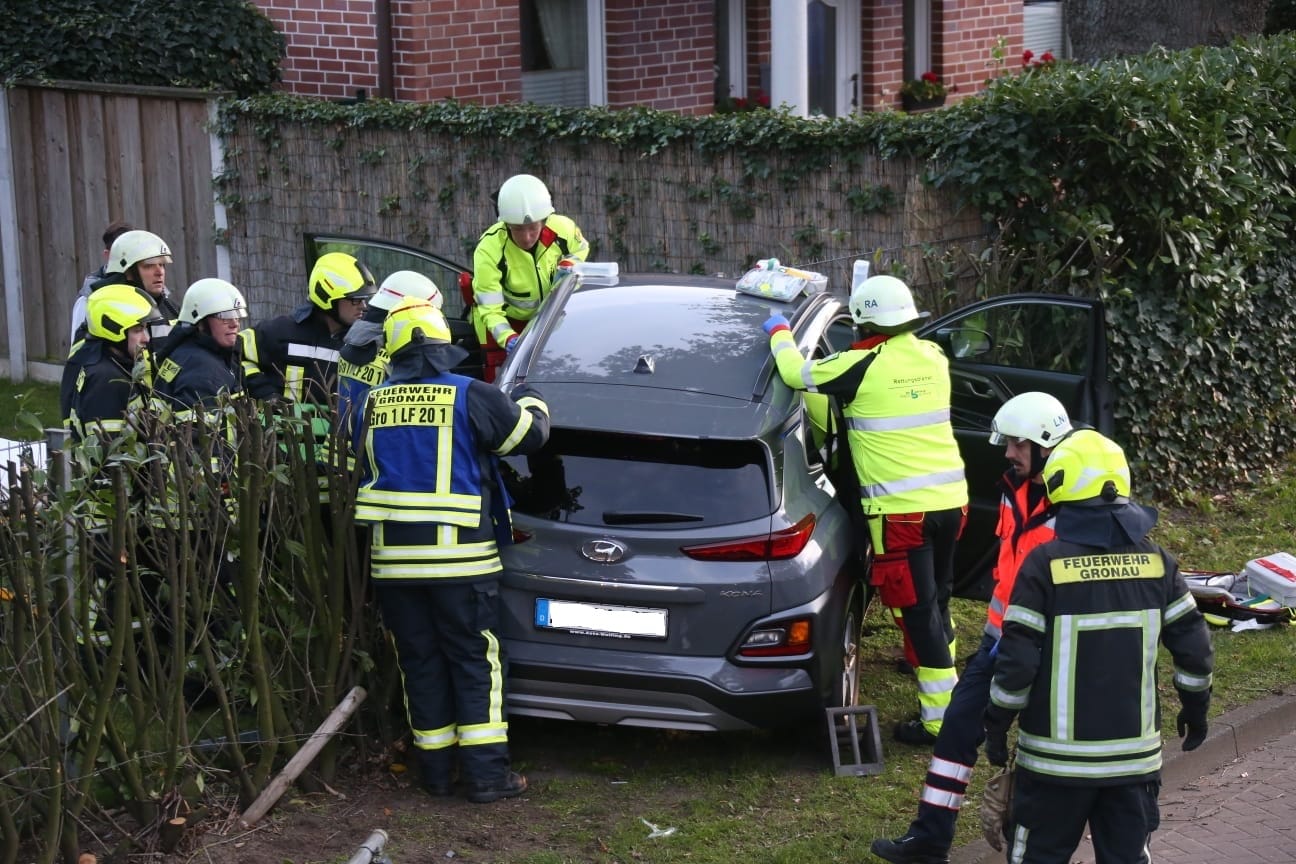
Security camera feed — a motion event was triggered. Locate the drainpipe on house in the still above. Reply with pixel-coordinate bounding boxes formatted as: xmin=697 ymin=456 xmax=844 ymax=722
xmin=376 ymin=0 xmax=394 ymax=100
xmin=0 ymin=92 xmax=27 ymax=382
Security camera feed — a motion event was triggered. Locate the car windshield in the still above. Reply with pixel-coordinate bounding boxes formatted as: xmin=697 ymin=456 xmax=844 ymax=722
xmin=527 ymin=283 xmax=782 ymax=400
xmin=501 ymin=429 xmax=772 ymax=527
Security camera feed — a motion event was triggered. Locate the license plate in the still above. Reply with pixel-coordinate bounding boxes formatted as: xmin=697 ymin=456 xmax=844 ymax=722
xmin=535 ymin=598 xmax=667 ymax=639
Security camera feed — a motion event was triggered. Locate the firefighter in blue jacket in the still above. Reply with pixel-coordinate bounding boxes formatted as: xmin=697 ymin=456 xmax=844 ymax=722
xmin=353 ymin=296 xmax=550 ymax=803
xmin=984 ymin=430 xmax=1213 ymax=863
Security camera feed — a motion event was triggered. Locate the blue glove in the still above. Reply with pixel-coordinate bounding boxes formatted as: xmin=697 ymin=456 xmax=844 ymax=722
xmin=504 ymin=334 xmax=520 ymax=353
xmin=762 ymin=314 xmax=791 ymax=336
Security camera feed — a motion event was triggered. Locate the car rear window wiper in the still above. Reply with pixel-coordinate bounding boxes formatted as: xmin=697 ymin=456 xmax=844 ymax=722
xmin=602 ymin=511 xmax=706 ymax=525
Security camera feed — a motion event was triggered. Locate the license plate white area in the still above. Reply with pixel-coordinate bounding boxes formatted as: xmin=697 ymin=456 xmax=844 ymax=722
xmin=535 ymin=598 xmax=668 ymax=639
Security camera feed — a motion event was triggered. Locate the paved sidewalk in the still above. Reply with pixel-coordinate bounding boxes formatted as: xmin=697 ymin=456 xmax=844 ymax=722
xmin=951 ymin=690 xmax=1296 ymax=864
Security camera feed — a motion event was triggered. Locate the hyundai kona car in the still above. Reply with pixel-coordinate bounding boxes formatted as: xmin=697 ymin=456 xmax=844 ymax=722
xmin=309 ymin=237 xmax=1111 ymax=731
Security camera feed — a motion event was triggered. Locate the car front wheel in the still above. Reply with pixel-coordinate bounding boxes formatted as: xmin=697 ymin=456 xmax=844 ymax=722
xmin=827 ymin=581 xmax=864 ymax=710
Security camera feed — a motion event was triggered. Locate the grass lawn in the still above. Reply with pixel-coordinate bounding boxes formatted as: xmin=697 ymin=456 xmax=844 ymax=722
xmin=0 ymin=379 xmax=60 ymax=440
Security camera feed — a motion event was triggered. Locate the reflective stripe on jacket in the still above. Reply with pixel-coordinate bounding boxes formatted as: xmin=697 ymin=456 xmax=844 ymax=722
xmin=990 ymin=518 xmax=1214 ymax=785
xmin=354 ymin=367 xmax=550 ymax=582
xmin=770 ymin=329 xmax=967 ymax=515
xmin=985 ymin=473 xmax=1056 ymax=639
xmin=471 ymin=214 xmax=588 ymax=347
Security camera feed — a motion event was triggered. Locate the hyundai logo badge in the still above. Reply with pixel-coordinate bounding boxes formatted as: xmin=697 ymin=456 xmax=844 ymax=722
xmin=581 ymin=539 xmax=627 ymax=563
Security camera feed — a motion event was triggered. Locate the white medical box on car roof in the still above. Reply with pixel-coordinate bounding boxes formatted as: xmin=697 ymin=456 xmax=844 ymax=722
xmin=1242 ymin=552 xmax=1296 ymax=607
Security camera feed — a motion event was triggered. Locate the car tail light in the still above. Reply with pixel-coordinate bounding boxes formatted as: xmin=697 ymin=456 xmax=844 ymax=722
xmin=680 ymin=514 xmax=815 ymax=562
xmin=739 ymin=618 xmax=813 ymax=657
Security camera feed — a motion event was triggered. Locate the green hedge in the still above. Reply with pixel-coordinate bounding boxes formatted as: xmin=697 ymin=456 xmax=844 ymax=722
xmin=915 ymin=35 xmax=1296 ymax=490
xmin=1 ymin=0 xmax=282 ymax=95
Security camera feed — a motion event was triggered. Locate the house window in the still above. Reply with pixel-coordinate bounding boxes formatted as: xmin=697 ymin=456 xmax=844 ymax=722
xmin=521 ymin=0 xmax=594 ymax=107
xmin=807 ymin=1 xmax=837 ymax=115
xmin=905 ymin=0 xmax=932 ymax=80
xmin=714 ymin=0 xmax=747 ymax=104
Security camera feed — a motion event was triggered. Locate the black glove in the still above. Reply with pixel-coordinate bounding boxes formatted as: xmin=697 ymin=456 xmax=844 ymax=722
xmin=1177 ymin=703 xmax=1208 ymax=752
xmin=983 ymin=705 xmax=1013 ymax=767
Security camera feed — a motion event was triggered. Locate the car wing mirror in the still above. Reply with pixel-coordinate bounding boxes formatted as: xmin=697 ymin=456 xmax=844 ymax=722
xmin=933 ymin=326 xmax=992 ymax=359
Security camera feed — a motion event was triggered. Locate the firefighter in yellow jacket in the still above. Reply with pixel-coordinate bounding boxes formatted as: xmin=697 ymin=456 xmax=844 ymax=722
xmin=764 ymin=274 xmax=968 ymax=744
xmin=354 ymin=297 xmax=550 ymax=803
xmin=469 ymin=173 xmax=588 ymax=381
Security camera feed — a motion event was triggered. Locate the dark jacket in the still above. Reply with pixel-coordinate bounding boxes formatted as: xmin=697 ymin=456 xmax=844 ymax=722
xmin=989 ymin=501 xmax=1214 ymax=786
xmin=153 ymin=326 xmax=243 ymax=411
xmin=60 ymin=339 xmax=139 ymax=440
xmin=241 ymin=303 xmax=345 ymax=405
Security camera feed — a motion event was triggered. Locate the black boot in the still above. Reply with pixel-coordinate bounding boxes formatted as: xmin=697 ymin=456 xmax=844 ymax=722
xmin=466 ymin=770 xmax=527 ymax=804
xmin=869 ymin=834 xmax=950 ymax=864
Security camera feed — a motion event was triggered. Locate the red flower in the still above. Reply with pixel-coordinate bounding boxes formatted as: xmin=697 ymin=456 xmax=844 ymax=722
xmin=733 ymin=97 xmax=747 ymax=109
xmin=1040 ymin=51 xmax=1055 ymax=64
xmin=921 ymin=71 xmax=939 ymax=84
xmin=756 ymin=92 xmax=770 ymax=108
xmin=1021 ymin=49 xmax=1034 ymax=67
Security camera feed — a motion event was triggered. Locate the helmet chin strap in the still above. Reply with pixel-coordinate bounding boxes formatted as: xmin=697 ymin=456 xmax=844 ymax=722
xmin=1030 ymin=442 xmax=1048 ymax=477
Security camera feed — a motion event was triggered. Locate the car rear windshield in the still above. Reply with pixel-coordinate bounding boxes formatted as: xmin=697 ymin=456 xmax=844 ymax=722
xmin=500 ymin=429 xmax=772 ymax=527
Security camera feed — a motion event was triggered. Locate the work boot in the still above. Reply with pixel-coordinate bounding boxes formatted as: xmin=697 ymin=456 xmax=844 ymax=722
xmin=466 ymin=770 xmax=527 ymax=804
xmin=893 ymin=719 xmax=939 ymax=746
xmin=869 ymin=834 xmax=950 ymax=864
xmin=421 ymin=780 xmax=454 ymax=797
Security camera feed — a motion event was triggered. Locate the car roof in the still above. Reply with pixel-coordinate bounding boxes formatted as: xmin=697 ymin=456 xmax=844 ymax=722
xmin=526 ymin=275 xmax=796 ymax=397
xmin=510 ymin=273 xmax=816 ymax=437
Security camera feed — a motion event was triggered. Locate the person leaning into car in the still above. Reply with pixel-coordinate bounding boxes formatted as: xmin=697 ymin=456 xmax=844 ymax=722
xmin=352 ymin=297 xmax=550 ymax=804
xmin=870 ymin=392 xmax=1074 ymax=864
xmin=763 ymin=274 xmax=967 ymax=747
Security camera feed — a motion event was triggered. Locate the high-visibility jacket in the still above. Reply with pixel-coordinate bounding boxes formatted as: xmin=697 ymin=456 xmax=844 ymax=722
xmin=990 ymin=502 xmax=1214 ymax=785
xmin=770 ymin=330 xmax=967 ymax=515
xmin=470 ymin=214 xmax=588 ymax=348
xmin=354 ymin=351 xmax=550 ymax=582
xmin=241 ymin=303 xmax=346 ymax=405
xmin=337 ymin=341 xmax=387 ymax=443
xmin=985 ymin=472 xmax=1056 ymax=639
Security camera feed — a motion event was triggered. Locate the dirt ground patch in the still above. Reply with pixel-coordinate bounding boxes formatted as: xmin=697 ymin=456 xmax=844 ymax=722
xmin=177 ymin=717 xmax=832 ymax=864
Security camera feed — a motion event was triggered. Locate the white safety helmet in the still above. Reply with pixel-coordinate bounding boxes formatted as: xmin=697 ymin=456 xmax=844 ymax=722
xmin=370 ymin=270 xmax=443 ymax=312
xmin=848 ymin=274 xmax=928 ymax=330
xmin=497 ymin=173 xmax=554 ymax=225
xmin=989 ymin=392 xmax=1073 ymax=447
xmin=106 ymin=230 xmax=172 ymax=275
xmin=180 ymin=278 xmax=249 ymax=324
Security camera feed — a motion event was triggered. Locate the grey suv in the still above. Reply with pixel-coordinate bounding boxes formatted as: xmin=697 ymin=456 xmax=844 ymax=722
xmin=307 ymin=237 xmax=1110 ymax=731
xmin=494 ymin=272 xmax=1109 ymax=731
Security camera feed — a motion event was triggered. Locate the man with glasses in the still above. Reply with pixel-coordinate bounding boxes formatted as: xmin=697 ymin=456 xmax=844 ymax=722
xmin=469 ymin=173 xmax=588 ymax=382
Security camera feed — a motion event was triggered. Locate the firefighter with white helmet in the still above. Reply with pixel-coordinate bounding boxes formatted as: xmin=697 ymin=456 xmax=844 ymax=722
xmin=60 ymin=283 xmax=164 ymax=440
xmin=871 ymin=391 xmax=1074 ymax=864
xmin=337 ymin=270 xmax=443 ymax=433
xmin=100 ymin=229 xmax=180 ymax=320
xmin=764 ymin=273 xmax=967 ymax=747
xmin=983 ymin=429 xmax=1212 ymax=862
xmin=469 ymin=173 xmax=588 ymax=381
xmin=153 ymin=278 xmax=249 ymax=411
xmin=353 ymin=296 xmax=550 ymax=804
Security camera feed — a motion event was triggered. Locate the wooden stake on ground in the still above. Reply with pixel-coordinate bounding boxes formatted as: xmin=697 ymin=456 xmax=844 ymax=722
xmin=237 ymin=686 xmax=368 ymax=829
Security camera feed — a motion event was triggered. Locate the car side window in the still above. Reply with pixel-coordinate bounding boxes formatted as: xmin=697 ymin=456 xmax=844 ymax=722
xmin=307 ymin=236 xmax=469 ymax=319
xmin=952 ymin=303 xmax=1091 ymax=374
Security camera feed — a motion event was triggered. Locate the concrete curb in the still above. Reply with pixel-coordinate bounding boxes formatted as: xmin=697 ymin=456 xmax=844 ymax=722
xmin=949 ymin=688 xmax=1296 ymax=864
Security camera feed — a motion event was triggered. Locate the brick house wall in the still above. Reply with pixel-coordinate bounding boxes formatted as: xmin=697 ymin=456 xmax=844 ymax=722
xmin=251 ymin=0 xmax=1023 ymax=112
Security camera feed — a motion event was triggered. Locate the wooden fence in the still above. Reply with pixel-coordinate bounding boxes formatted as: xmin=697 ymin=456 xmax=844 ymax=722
xmin=1 ymin=82 xmax=220 ymax=371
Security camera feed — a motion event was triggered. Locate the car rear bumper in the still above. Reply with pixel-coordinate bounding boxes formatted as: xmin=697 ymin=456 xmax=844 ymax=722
xmin=503 ymin=640 xmax=819 ymax=731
